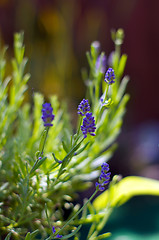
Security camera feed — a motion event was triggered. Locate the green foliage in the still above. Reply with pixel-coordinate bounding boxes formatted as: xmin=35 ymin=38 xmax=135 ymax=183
xmin=1 ymin=29 xmax=157 ymax=240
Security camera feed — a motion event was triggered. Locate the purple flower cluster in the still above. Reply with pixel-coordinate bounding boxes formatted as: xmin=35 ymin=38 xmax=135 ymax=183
xmin=52 ymin=226 xmax=62 ymax=239
xmin=42 ymin=103 xmax=55 ymax=127
xmin=104 ymin=68 xmax=115 ymax=85
xmin=96 ymin=163 xmax=111 ymax=191
xmin=77 ymin=99 xmax=90 ymax=116
xmin=77 ymin=99 xmax=96 ymax=138
xmin=81 ymin=112 xmax=96 ymax=138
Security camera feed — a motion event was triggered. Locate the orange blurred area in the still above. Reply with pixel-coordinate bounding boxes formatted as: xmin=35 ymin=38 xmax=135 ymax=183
xmin=0 ymin=0 xmax=9 ymax=7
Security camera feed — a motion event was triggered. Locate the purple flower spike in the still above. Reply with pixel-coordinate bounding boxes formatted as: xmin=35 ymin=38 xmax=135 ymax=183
xmin=81 ymin=112 xmax=96 ymax=138
xmin=77 ymin=99 xmax=90 ymax=116
xmin=42 ymin=103 xmax=55 ymax=127
xmin=104 ymin=68 xmax=115 ymax=85
xmin=52 ymin=226 xmax=56 ymax=234
xmin=52 ymin=226 xmax=63 ymax=239
xmin=56 ymin=234 xmax=63 ymax=238
xmin=96 ymin=162 xmax=111 ymax=191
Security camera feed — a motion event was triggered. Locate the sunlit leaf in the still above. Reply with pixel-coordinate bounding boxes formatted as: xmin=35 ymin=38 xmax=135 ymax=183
xmin=93 ymin=176 xmax=159 ymax=211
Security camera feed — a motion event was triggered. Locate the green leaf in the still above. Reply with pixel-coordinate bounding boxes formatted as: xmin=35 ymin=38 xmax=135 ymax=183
xmin=86 ymin=51 xmax=93 ymax=70
xmin=117 ymin=76 xmax=129 ymax=102
xmin=112 ymin=52 xmax=119 ymax=76
xmin=92 ymin=232 xmax=111 ymax=240
xmin=30 ymin=157 xmax=47 ymax=175
xmin=59 ymin=225 xmax=82 ymax=239
xmin=74 ymin=141 xmax=90 ymax=156
xmin=57 ymin=138 xmax=84 ymax=178
xmin=45 ymin=203 xmax=52 ymax=232
xmin=30 ymin=230 xmax=39 ymax=239
xmin=25 ymin=231 xmax=39 ymax=240
xmin=117 ymin=54 xmax=127 ymax=79
xmin=87 ymin=223 xmax=96 ymax=239
xmin=52 ymin=153 xmax=62 ymax=164
xmin=25 ymin=232 xmax=31 ymax=240
xmin=39 ymin=128 xmax=48 ymax=153
xmin=4 ymin=232 xmax=12 ymax=240
xmin=93 ymin=176 xmax=159 ymax=211
xmin=62 ymin=140 xmax=69 ymax=153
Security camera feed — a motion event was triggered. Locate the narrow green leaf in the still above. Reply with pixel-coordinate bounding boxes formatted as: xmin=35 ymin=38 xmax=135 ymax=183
xmin=62 ymin=140 xmax=69 ymax=153
xmin=117 ymin=76 xmax=129 ymax=102
xmin=59 ymin=225 xmax=82 ymax=239
xmin=30 ymin=157 xmax=47 ymax=175
xmin=45 ymin=203 xmax=52 ymax=231
xmin=47 ymin=162 xmax=59 ymax=173
xmin=30 ymin=229 xmax=39 ymax=239
xmin=91 ymin=43 xmax=98 ymax=61
xmin=35 ymin=151 xmax=40 ymax=159
xmin=95 ymin=232 xmax=111 ymax=239
xmin=17 ymin=212 xmax=38 ymax=226
xmin=52 ymin=153 xmax=62 ymax=164
xmin=112 ymin=52 xmax=119 ymax=77
xmin=4 ymin=232 xmax=12 ymax=240
xmin=117 ymin=54 xmax=127 ymax=79
xmin=25 ymin=232 xmax=31 ymax=240
xmin=39 ymin=128 xmax=48 ymax=153
xmin=20 ymin=58 xmax=28 ymax=76
xmin=75 ymin=141 xmax=90 ymax=156
xmin=87 ymin=201 xmax=96 ymax=216
xmin=58 ymin=138 xmax=84 ymax=177
xmin=86 ymin=51 xmax=93 ymax=70
xmin=87 ymin=223 xmax=96 ymax=239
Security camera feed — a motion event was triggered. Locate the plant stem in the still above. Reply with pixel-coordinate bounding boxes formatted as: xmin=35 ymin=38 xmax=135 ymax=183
xmin=40 ymin=126 xmax=49 ymax=155
xmin=103 ymin=84 xmax=109 ymax=103
xmin=55 ymin=190 xmax=98 ymax=237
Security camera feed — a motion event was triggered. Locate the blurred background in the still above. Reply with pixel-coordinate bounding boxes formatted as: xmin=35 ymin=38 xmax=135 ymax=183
xmin=0 ymin=0 xmax=159 ymax=238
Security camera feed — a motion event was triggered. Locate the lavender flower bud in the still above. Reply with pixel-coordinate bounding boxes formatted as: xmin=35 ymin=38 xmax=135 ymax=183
xmin=96 ymin=162 xmax=111 ymax=191
xmin=91 ymin=41 xmax=101 ymax=55
xmin=77 ymin=99 xmax=91 ymax=116
xmin=104 ymin=68 xmax=115 ymax=85
xmin=81 ymin=112 xmax=96 ymax=138
xmin=56 ymin=234 xmax=63 ymax=238
xmin=41 ymin=103 xmax=55 ymax=127
xmin=52 ymin=226 xmax=56 ymax=234
xmin=52 ymin=226 xmax=63 ymax=239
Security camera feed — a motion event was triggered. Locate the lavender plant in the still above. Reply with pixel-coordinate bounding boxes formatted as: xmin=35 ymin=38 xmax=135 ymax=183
xmin=1 ymin=30 xmax=159 ymax=240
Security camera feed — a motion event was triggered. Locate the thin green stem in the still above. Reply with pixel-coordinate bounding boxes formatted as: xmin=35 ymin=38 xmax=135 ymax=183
xmin=76 ymin=117 xmax=82 ymax=137
xmin=95 ymin=84 xmax=109 ymax=124
xmin=55 ymin=190 xmax=98 ymax=236
xmin=95 ymin=79 xmax=99 ymax=101
xmin=90 ymin=83 xmax=94 ymax=106
xmin=40 ymin=126 xmax=49 ymax=155
xmin=103 ymin=84 xmax=109 ymax=103
xmin=115 ymin=43 xmax=121 ymax=58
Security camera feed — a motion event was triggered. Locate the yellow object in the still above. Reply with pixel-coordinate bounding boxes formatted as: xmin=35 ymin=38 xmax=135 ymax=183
xmin=93 ymin=176 xmax=159 ymax=211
